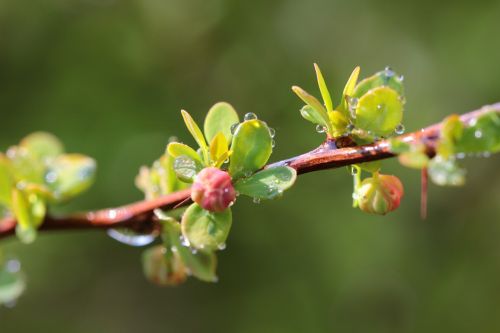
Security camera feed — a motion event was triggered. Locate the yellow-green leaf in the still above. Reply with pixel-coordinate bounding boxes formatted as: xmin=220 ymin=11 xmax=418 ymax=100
xmin=313 ymin=63 xmax=333 ymax=112
xmin=204 ymin=102 xmax=240 ymax=142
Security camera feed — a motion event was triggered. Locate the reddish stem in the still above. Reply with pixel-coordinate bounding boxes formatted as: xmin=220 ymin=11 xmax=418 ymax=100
xmin=0 ymin=104 xmax=498 ymax=240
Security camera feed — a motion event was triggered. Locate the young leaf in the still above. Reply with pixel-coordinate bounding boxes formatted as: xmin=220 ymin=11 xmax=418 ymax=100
xmin=228 ymin=119 xmax=273 ymax=179
xmin=19 ymin=132 xmax=64 ymax=161
xmin=204 ymin=102 xmax=240 ymax=142
xmin=162 ymin=219 xmax=217 ymax=282
xmin=234 ymin=166 xmax=297 ymax=200
xmin=355 ymin=86 xmax=403 ymax=137
xmin=0 ymin=154 xmax=13 ymax=206
xmin=181 ymin=110 xmax=209 ymax=163
xmin=142 ymin=245 xmax=187 ymax=286
xmin=313 ymin=63 xmax=333 ymax=112
xmin=292 ymin=86 xmax=332 ymax=134
xmin=173 ymin=155 xmax=201 ymax=183
xmin=209 ymin=132 xmax=229 ymax=165
xmin=0 ymin=260 xmax=26 ymax=305
xmin=167 ymin=142 xmax=204 ymax=165
xmin=11 ymin=188 xmax=38 ymax=244
xmin=428 ymin=156 xmax=466 ymax=186
xmin=455 ymin=110 xmax=500 ymax=154
xmin=45 ymin=154 xmax=96 ymax=201
xmin=181 ymin=203 xmax=232 ymax=250
xmin=352 ymin=68 xmax=405 ymax=98
xmin=340 ymin=66 xmax=360 ymax=112
xmin=300 ymin=105 xmax=329 ymax=127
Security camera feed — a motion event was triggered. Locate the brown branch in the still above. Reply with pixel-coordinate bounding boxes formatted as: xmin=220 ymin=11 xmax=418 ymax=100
xmin=1 ymin=104 xmax=498 ymax=240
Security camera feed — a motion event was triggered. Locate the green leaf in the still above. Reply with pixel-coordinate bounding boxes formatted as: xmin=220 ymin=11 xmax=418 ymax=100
xmin=300 ymin=105 xmax=329 ymax=127
xmin=45 ymin=154 xmax=96 ymax=201
xmin=358 ymin=161 xmax=381 ymax=173
xmin=7 ymin=147 xmax=45 ymax=184
xmin=162 ymin=219 xmax=217 ymax=282
xmin=0 ymin=260 xmax=26 ymax=305
xmin=173 ymin=155 xmax=202 ymax=183
xmin=228 ymin=119 xmax=273 ymax=179
xmin=428 ymin=156 xmax=466 ymax=186
xmin=398 ymin=152 xmax=429 ymax=169
xmin=181 ymin=203 xmax=232 ymax=250
xmin=234 ymin=166 xmax=297 ymax=200
xmin=0 ymin=154 xmax=13 ymax=206
xmin=181 ymin=110 xmax=209 ymax=163
xmin=388 ymin=138 xmax=412 ymax=154
xmin=19 ymin=132 xmax=64 ymax=161
xmin=313 ymin=63 xmax=333 ymax=112
xmin=167 ymin=142 xmax=204 ymax=165
xmin=142 ymin=245 xmax=187 ymax=286
xmin=292 ymin=86 xmax=333 ymax=134
xmin=353 ymin=68 xmax=405 ymax=98
xmin=209 ymin=132 xmax=229 ymax=166
xmin=159 ymin=154 xmax=189 ymax=193
xmin=204 ymin=102 xmax=240 ymax=142
xmin=339 ymin=66 xmax=360 ymax=113
xmin=11 ymin=188 xmax=39 ymax=244
xmin=455 ymin=111 xmax=500 ymax=154
xmin=355 ymin=86 xmax=403 ymax=137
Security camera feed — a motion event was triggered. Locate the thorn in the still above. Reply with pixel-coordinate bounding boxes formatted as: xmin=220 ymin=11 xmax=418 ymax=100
xmin=421 ymin=167 xmax=428 ymax=220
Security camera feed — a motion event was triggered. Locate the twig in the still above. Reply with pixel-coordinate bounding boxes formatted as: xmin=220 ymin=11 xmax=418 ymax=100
xmin=0 ymin=104 xmax=498 ymax=240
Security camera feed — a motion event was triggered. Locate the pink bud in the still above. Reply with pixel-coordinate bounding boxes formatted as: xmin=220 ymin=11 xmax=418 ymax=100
xmin=191 ymin=167 xmax=236 ymax=212
xmin=356 ymin=174 xmax=404 ymax=215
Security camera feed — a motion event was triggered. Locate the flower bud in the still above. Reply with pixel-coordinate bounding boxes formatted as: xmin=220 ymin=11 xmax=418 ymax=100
xmin=191 ymin=167 xmax=236 ymax=212
xmin=356 ymin=174 xmax=404 ymax=215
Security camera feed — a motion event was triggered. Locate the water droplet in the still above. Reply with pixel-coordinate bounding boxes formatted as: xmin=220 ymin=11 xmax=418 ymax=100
xmin=352 ymin=192 xmax=359 ymax=200
xmin=347 ymin=123 xmax=355 ymax=132
xmin=347 ymin=96 xmax=359 ymax=118
xmin=398 ymin=75 xmax=404 ymax=81
xmin=180 ymin=235 xmax=190 ymax=247
xmin=244 ymin=113 xmax=257 ymax=121
xmin=230 ymin=123 xmax=239 ymax=134
xmin=271 ymin=139 xmax=276 ymax=148
xmin=168 ymin=136 xmax=179 ymax=143
xmin=395 ymin=124 xmax=405 ymax=135
xmin=398 ymin=96 xmax=407 ymax=104
xmin=384 ymin=66 xmax=395 ymax=77
xmin=5 ymin=260 xmax=21 ymax=273
xmin=315 ymin=125 xmax=326 ymax=133
xmin=45 ymin=171 xmax=58 ymax=184
xmin=268 ymin=127 xmax=276 ymax=138
xmin=107 ymin=228 xmax=157 ymax=247
xmin=217 ymin=243 xmax=226 ymax=251
xmin=456 ymin=152 xmax=466 ymax=159
xmin=108 ymin=210 xmax=118 ymax=220
xmin=474 ymin=130 xmax=483 ymax=138
xmin=350 ymin=166 xmax=358 ymax=175
xmin=244 ymin=171 xmax=253 ymax=177
xmin=377 ymin=104 xmax=383 ymax=110
xmin=253 ymin=197 xmax=261 ymax=204
xmin=482 ymin=151 xmax=491 ymax=158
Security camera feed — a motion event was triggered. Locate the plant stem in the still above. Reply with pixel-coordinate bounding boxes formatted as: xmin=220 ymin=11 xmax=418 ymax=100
xmin=0 ymin=104 xmax=498 ymax=240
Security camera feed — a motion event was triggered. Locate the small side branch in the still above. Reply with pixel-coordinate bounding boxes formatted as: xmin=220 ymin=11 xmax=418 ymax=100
xmin=0 ymin=104 xmax=497 ymax=240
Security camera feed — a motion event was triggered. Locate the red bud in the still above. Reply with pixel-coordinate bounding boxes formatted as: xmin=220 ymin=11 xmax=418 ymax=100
xmin=356 ymin=174 xmax=404 ymax=215
xmin=191 ymin=167 xmax=236 ymax=212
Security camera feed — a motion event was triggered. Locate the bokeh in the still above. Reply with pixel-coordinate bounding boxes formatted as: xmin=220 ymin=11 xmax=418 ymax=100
xmin=1 ymin=0 xmax=500 ymax=332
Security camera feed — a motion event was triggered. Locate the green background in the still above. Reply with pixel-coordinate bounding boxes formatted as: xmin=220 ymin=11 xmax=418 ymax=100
xmin=1 ymin=0 xmax=500 ymax=332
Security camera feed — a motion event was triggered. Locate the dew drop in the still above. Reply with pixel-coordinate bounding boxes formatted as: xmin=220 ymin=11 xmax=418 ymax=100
xmin=398 ymin=74 xmax=404 ymax=81
xmin=244 ymin=112 xmax=257 ymax=121
xmin=347 ymin=123 xmax=355 ymax=132
xmin=398 ymin=95 xmax=407 ymax=104
xmin=474 ymin=130 xmax=483 ymax=138
xmin=395 ymin=124 xmax=405 ymax=135
xmin=253 ymin=197 xmax=261 ymax=204
xmin=268 ymin=127 xmax=276 ymax=138
xmin=377 ymin=104 xmax=383 ymax=110
xmin=217 ymin=243 xmax=227 ymax=251
xmin=5 ymin=260 xmax=21 ymax=274
xmin=456 ymin=152 xmax=466 ymax=159
xmin=107 ymin=228 xmax=157 ymax=247
xmin=482 ymin=151 xmax=491 ymax=158
xmin=384 ymin=66 xmax=395 ymax=77
xmin=271 ymin=139 xmax=276 ymax=148
xmin=350 ymin=166 xmax=358 ymax=175
xmin=230 ymin=123 xmax=239 ymax=134
xmin=180 ymin=235 xmax=191 ymax=247
xmin=347 ymin=96 xmax=359 ymax=118
xmin=168 ymin=136 xmax=179 ymax=143
xmin=315 ymin=125 xmax=326 ymax=133
xmin=45 ymin=171 xmax=58 ymax=184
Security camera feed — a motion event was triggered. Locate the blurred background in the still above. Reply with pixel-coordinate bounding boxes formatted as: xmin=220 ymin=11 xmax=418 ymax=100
xmin=1 ymin=0 xmax=500 ymax=332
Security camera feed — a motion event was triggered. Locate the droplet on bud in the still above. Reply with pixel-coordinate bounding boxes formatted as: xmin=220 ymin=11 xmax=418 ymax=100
xmin=268 ymin=127 xmax=276 ymax=138
xmin=253 ymin=197 xmax=261 ymax=204
xmin=244 ymin=113 xmax=257 ymax=121
xmin=474 ymin=130 xmax=483 ymax=138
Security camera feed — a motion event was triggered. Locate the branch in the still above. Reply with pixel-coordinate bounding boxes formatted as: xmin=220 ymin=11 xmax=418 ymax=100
xmin=1 ymin=104 xmax=498 ymax=240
